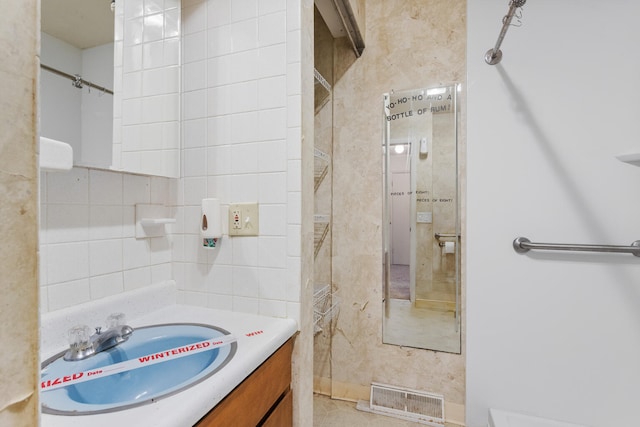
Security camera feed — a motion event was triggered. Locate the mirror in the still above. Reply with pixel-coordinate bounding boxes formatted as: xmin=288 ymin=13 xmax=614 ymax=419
xmin=382 ymin=85 xmax=461 ymax=353
xmin=40 ymin=0 xmax=180 ymax=178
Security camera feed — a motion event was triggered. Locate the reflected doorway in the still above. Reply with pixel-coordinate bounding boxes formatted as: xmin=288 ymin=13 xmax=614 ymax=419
xmin=390 ymin=170 xmax=410 ymax=300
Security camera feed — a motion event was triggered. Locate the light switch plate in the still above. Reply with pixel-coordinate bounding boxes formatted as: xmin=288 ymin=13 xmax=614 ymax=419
xmin=228 ymin=203 xmax=259 ymax=236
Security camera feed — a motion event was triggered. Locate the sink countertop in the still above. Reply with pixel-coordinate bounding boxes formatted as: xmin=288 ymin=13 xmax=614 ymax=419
xmin=40 ymin=304 xmax=298 ymax=427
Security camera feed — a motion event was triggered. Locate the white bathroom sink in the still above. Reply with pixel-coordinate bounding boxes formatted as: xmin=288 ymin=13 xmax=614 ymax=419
xmin=40 ymin=323 xmax=237 ymax=415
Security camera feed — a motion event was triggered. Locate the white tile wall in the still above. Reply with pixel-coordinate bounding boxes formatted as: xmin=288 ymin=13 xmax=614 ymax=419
xmin=38 ymin=0 xmax=302 ymax=326
xmin=40 ymin=168 xmax=173 ymax=313
xmin=115 ymin=0 xmax=181 ymax=177
xmin=177 ymin=0 xmax=301 ymax=320
xmin=231 ymin=0 xmax=258 ymax=23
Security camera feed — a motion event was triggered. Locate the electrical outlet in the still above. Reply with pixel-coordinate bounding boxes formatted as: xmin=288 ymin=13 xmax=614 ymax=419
xmin=232 ymin=209 xmax=241 ymax=229
xmin=228 ymin=203 xmax=259 ymax=236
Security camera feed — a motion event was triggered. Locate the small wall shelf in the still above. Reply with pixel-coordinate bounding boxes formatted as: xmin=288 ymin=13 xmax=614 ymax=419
xmin=313 ymin=284 xmax=339 ymax=335
xmin=314 ymin=148 xmax=330 ymax=192
xmin=314 ymin=215 xmax=330 ymax=258
xmin=140 ymin=218 xmax=176 ymax=226
xmin=135 ymin=204 xmax=174 ymax=238
xmin=314 ymin=68 xmax=332 ymax=92
xmin=314 ymin=68 xmax=332 ymax=113
xmin=616 ymin=152 xmax=640 ymax=167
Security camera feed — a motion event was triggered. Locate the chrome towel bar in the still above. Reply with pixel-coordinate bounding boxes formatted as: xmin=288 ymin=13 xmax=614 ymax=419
xmin=513 ymin=237 xmax=640 ymax=257
xmin=435 ymin=233 xmax=460 ymax=240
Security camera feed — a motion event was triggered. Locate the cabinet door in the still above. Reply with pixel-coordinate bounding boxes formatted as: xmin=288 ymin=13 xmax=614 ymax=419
xmin=196 ymin=339 xmax=292 ymax=427
xmin=262 ymin=389 xmax=292 ymax=427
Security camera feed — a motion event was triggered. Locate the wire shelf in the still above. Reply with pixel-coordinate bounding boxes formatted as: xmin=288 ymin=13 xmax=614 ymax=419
xmin=313 ymin=284 xmax=340 ymax=335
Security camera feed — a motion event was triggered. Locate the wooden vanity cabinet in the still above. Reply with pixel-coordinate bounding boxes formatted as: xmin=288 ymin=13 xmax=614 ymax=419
xmin=195 ymin=339 xmax=293 ymax=427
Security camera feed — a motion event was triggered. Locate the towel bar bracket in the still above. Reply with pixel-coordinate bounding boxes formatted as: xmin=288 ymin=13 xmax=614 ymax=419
xmin=513 ymin=236 xmax=640 ymax=257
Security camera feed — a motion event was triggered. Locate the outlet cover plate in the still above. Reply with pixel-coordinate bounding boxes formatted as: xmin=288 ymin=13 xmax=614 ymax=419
xmin=228 ymin=203 xmax=259 ymax=236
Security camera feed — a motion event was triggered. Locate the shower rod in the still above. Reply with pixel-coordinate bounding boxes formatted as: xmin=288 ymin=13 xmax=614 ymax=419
xmin=485 ymin=0 xmax=526 ymax=65
xmin=40 ymin=63 xmax=114 ymax=95
xmin=513 ymin=237 xmax=640 ymax=257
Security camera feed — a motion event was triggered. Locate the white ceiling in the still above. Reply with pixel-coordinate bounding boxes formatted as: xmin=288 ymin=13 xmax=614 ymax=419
xmin=42 ymin=0 xmax=114 ymax=49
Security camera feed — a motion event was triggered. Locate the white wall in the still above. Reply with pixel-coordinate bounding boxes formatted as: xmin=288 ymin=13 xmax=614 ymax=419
xmin=39 ymin=169 xmax=174 ymax=313
xmin=38 ymin=7 xmax=309 ymax=424
xmin=39 ymin=0 xmax=303 ymax=322
xmin=41 ymin=33 xmax=114 ymax=168
xmin=81 ymin=43 xmax=114 ymax=167
xmin=466 ymin=1 xmax=640 ymax=426
xmin=40 ymin=33 xmax=82 ymax=159
xmin=39 ymin=36 xmax=173 ymax=315
xmin=175 ymin=0 xmax=302 ymax=323
xmin=112 ymin=0 xmax=181 ymax=176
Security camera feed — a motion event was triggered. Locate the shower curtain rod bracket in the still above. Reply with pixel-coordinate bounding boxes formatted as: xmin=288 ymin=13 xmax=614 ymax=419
xmin=485 ymin=0 xmax=526 ymax=65
xmin=485 ymin=49 xmax=503 ymax=65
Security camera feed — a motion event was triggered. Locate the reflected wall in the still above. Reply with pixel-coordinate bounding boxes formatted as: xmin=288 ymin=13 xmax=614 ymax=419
xmin=113 ymin=0 xmax=181 ymax=177
xmin=40 ymin=0 xmax=181 ymax=178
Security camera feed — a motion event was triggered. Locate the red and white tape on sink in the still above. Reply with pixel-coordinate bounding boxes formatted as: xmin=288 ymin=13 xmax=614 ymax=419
xmin=41 ymin=330 xmax=263 ymax=392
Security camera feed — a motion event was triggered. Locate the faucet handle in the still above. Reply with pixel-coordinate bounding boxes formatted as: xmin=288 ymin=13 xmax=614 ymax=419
xmin=106 ymin=312 xmax=126 ymax=329
xmin=68 ymin=325 xmax=91 ymax=350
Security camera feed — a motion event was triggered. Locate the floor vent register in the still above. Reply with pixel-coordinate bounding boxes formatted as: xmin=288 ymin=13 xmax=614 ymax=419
xmin=356 ymin=382 xmax=445 ymax=426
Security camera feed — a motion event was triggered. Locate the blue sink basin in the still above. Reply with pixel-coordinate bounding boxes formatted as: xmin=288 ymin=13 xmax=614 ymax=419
xmin=41 ymin=323 xmax=237 ymax=415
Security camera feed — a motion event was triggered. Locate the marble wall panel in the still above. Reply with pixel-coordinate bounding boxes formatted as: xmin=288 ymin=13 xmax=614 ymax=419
xmin=330 ymin=0 xmax=466 ymax=410
xmin=0 ymin=1 xmax=40 ymax=426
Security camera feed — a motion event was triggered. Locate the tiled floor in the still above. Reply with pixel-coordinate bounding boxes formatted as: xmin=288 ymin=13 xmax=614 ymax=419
xmin=313 ymin=394 xmax=458 ymax=427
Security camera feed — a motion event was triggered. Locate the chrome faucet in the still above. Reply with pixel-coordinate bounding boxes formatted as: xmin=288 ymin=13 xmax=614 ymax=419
xmin=64 ymin=314 xmax=134 ymax=361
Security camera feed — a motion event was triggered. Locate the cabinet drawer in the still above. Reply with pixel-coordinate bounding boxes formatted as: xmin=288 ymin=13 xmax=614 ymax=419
xmin=195 ymin=339 xmax=293 ymax=427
